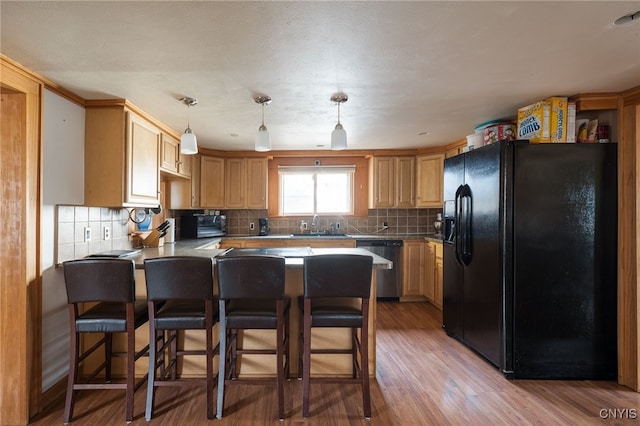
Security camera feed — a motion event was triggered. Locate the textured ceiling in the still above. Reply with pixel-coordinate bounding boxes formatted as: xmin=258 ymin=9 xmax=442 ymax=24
xmin=2 ymin=1 xmax=639 ymax=151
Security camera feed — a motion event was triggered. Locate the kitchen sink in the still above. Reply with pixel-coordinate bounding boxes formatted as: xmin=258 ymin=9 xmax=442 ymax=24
xmin=290 ymin=233 xmax=348 ymax=238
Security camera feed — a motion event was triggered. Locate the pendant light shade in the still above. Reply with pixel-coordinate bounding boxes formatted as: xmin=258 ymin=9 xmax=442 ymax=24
xmin=331 ymin=123 xmax=347 ymax=150
xmin=330 ymin=94 xmax=348 ymax=150
xmin=180 ymin=127 xmax=198 ymax=155
xmin=179 ymin=97 xmax=198 ymax=155
xmin=254 ymin=96 xmax=272 ymax=152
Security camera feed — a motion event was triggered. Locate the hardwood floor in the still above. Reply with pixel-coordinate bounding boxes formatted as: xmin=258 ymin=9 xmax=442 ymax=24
xmin=31 ymin=302 xmax=640 ymax=425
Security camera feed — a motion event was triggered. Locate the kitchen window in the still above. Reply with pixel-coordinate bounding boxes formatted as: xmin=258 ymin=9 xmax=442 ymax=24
xmin=278 ymin=165 xmax=355 ymax=215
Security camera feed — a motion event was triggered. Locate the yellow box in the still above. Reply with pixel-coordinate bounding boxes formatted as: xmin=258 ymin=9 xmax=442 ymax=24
xmin=517 ymin=101 xmax=550 ymax=143
xmin=546 ymin=96 xmax=568 ymax=142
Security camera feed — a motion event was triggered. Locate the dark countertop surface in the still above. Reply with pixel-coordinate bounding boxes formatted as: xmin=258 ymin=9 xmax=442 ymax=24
xmin=108 ymin=238 xmax=394 ymax=270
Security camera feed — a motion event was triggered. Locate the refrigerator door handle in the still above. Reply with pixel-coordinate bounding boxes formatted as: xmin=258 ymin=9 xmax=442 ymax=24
xmin=459 ymin=184 xmax=473 ymax=266
xmin=454 ymin=185 xmax=464 ymax=266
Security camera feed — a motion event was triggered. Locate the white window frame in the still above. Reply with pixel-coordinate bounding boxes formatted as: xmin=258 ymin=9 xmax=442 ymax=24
xmin=278 ymin=165 xmax=356 ymax=216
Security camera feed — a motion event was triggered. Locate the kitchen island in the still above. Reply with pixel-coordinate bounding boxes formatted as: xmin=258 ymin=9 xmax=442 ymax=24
xmin=88 ymin=240 xmax=392 ymax=379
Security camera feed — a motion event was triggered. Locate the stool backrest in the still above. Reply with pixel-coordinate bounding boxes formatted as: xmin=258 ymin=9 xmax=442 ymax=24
xmin=63 ymin=258 xmax=136 ymax=304
xmin=216 ymin=255 xmax=286 ymax=300
xmin=144 ymin=256 xmax=214 ymax=301
xmin=303 ymin=254 xmax=373 ymax=299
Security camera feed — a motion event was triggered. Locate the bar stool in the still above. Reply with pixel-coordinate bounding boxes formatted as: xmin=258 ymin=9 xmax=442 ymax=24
xmin=62 ymin=258 xmax=149 ymax=423
xmin=215 ymin=255 xmax=290 ymax=420
xmin=299 ymin=254 xmax=373 ymax=419
xmin=143 ymin=256 xmax=219 ymax=420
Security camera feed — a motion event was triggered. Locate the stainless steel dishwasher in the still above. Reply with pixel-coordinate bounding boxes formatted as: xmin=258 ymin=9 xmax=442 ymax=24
xmin=355 ymin=239 xmax=403 ymax=301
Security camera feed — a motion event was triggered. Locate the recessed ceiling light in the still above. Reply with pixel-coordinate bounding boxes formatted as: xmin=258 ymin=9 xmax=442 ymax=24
xmin=613 ymin=11 xmax=639 ymax=27
xmin=418 ymin=131 xmax=430 ymax=136
xmin=229 ymin=133 xmax=239 ymax=137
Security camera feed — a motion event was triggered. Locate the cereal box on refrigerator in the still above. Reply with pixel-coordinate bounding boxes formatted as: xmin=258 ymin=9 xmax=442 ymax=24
xmin=517 ymin=101 xmax=551 ymax=143
xmin=546 ymin=96 xmax=568 ymax=142
xmin=566 ymin=101 xmax=577 ymax=143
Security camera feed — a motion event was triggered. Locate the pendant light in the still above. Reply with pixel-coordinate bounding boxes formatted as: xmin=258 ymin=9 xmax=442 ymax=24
xmin=330 ymin=94 xmax=348 ymax=150
xmin=254 ymin=95 xmax=272 ymax=152
xmin=180 ymin=97 xmax=198 ymax=155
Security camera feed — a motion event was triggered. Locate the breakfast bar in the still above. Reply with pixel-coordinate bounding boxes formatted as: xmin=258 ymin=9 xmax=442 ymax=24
xmin=93 ymin=241 xmax=392 ymax=379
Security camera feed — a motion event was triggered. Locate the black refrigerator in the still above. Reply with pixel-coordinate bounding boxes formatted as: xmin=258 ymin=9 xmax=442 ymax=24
xmin=442 ymin=140 xmax=617 ymax=379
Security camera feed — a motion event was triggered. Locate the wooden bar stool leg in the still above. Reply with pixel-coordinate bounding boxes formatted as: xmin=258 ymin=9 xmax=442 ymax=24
xmin=276 ymin=304 xmax=285 ymax=420
xmin=205 ymin=305 xmax=214 ymax=420
xmin=362 ymin=300 xmax=371 ymax=419
xmin=216 ymin=307 xmax=227 ymax=420
xmin=302 ymin=299 xmax=312 ymax=418
xmin=105 ymin=333 xmax=113 ymax=382
xmin=145 ymin=321 xmax=157 ymax=421
xmin=63 ymin=325 xmax=78 ymax=424
xmin=125 ymin=312 xmax=135 ymax=422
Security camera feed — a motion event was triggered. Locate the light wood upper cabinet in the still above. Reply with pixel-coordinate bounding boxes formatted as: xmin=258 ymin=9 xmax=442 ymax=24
xmin=160 ymin=133 xmax=192 ymax=178
xmin=246 ymin=158 xmax=268 ymax=209
xmin=200 ymin=156 xmax=225 ymax=208
xmin=416 ymin=153 xmax=444 ymax=208
xmin=178 ymin=151 xmax=192 ymax=178
xmin=225 ymin=157 xmax=268 ymax=209
xmin=85 ymin=107 xmax=160 ymax=207
xmin=402 ymin=240 xmax=425 ymax=297
xmin=369 ymin=156 xmax=415 ymax=208
xmin=225 ymin=158 xmax=246 ymax=208
xmin=169 ymin=153 xmax=206 ymax=209
xmin=160 ymin=133 xmax=179 ymax=174
xmin=370 ymin=157 xmax=395 ymax=208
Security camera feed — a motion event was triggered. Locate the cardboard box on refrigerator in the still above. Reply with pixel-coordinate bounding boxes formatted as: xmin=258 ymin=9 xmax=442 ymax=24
xmin=517 ymin=101 xmax=551 ymax=143
xmin=566 ymin=101 xmax=577 ymax=143
xmin=546 ymin=96 xmax=568 ymax=142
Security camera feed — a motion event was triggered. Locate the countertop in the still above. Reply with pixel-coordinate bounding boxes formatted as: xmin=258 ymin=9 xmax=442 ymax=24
xmin=102 ymin=238 xmax=394 ymax=270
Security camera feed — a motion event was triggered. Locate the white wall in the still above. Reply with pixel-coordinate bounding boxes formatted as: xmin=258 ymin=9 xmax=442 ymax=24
xmin=43 ymin=89 xmax=84 ymax=205
xmin=41 ymin=89 xmax=85 ymax=391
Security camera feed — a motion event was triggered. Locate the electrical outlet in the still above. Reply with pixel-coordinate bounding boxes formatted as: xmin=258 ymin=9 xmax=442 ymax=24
xmin=383 ymin=221 xmax=388 ymax=228
xmin=84 ymin=227 xmax=91 ymax=242
xmin=250 ymin=223 xmax=255 ymax=230
xmin=103 ymin=226 xmax=111 ymax=240
xmin=336 ymin=222 xmax=341 ymax=230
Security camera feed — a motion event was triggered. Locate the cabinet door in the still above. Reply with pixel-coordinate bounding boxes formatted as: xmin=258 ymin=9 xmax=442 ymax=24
xmin=126 ymin=112 xmax=160 ymax=206
xmin=246 ymin=158 xmax=268 ymax=209
xmin=423 ymin=242 xmax=436 ymax=301
xmin=190 ymin=154 xmax=201 ymax=207
xmin=416 ymin=153 xmax=444 ymax=208
xmin=395 ymin=157 xmax=415 ymax=207
xmin=200 ymin=156 xmax=225 ymax=207
xmin=225 ymin=158 xmax=246 ymax=208
xmin=402 ymin=241 xmax=424 ymax=297
xmin=160 ymin=133 xmax=179 ymax=174
xmin=178 ymin=151 xmax=192 ymax=178
xmin=433 ymin=242 xmax=443 ymax=308
xmin=370 ymin=157 xmax=395 ymax=208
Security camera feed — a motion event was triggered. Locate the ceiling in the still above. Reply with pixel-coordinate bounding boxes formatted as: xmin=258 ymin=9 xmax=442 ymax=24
xmin=2 ymin=1 xmax=639 ymax=152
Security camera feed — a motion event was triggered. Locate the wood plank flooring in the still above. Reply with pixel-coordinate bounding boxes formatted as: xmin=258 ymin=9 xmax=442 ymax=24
xmin=30 ymin=302 xmax=640 ymax=425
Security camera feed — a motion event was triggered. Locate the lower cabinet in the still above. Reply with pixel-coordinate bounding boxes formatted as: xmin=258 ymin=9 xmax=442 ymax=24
xmin=402 ymin=240 xmax=425 ymax=298
xmin=424 ymin=240 xmax=443 ymax=309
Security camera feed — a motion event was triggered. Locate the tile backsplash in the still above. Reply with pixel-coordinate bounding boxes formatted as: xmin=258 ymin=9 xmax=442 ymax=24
xmin=173 ymin=208 xmax=443 ymax=237
xmin=56 ymin=206 xmax=133 ymax=264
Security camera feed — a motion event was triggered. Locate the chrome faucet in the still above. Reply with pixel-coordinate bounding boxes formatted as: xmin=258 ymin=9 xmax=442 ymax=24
xmin=311 ymin=214 xmax=319 ymax=232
